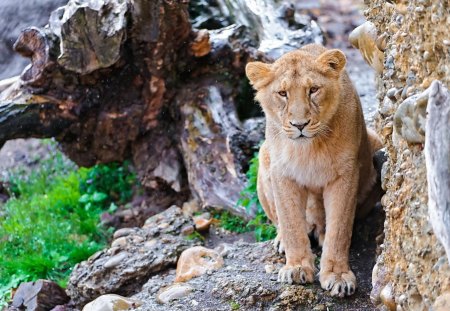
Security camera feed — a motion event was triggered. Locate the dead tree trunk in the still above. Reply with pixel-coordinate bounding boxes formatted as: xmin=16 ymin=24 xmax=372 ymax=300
xmin=0 ymin=0 xmax=322 ymax=218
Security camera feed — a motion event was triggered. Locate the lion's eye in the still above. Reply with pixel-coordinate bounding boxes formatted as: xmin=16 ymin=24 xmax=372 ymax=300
xmin=278 ymin=91 xmax=287 ymax=97
xmin=309 ymin=87 xmax=319 ymax=95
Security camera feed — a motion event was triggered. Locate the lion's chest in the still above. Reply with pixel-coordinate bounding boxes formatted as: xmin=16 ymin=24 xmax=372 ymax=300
xmin=274 ymin=143 xmax=339 ymax=188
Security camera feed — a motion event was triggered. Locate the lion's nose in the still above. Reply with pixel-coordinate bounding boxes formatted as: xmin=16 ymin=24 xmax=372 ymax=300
xmin=290 ymin=120 xmax=311 ymax=131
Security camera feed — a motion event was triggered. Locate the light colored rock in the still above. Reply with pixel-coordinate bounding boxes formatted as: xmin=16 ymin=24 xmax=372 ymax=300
xmin=393 ymin=89 xmax=429 ymax=144
xmin=425 ymin=81 xmax=450 ymax=262
xmin=103 ymin=252 xmax=128 ymax=269
xmin=380 ymin=283 xmax=396 ymax=311
xmin=349 ymin=21 xmax=384 ymax=74
xmin=67 ymin=206 xmax=200 ymax=307
xmin=156 ymin=284 xmax=194 ymax=304
xmin=175 ymin=246 xmax=224 ymax=282
xmin=433 ymin=292 xmax=450 ymax=311
xmin=193 ymin=213 xmax=212 ymax=231
xmin=82 ymin=294 xmax=142 ymax=311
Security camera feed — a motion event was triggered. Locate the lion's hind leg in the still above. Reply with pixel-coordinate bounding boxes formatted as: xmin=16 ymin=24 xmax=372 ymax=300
xmin=306 ymin=191 xmax=325 ymax=247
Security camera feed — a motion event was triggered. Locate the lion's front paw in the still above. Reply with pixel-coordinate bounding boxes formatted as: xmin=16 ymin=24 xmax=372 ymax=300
xmin=319 ymin=270 xmax=356 ymax=297
xmin=273 ymin=234 xmax=285 ymax=254
xmin=278 ymin=264 xmax=315 ymax=285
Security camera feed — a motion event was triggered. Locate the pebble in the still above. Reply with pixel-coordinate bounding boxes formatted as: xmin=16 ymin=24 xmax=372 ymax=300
xmin=111 ymin=237 xmax=127 ymax=248
xmin=104 ymin=252 xmax=128 ymax=269
xmin=175 ymin=246 xmax=224 ymax=282
xmin=156 ymin=284 xmax=194 ymax=304
xmin=265 ymin=264 xmax=276 ymax=274
xmin=380 ymin=283 xmax=396 ymax=311
xmin=113 ymin=228 xmax=136 ymax=239
xmin=82 ymin=294 xmax=142 ymax=311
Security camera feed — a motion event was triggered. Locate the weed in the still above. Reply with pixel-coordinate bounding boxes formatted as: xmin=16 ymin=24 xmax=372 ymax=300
xmin=0 ymin=148 xmax=137 ymax=308
xmin=236 ymin=149 xmax=277 ymax=242
xmin=230 ymin=300 xmax=240 ymax=310
xmin=185 ymin=231 xmax=205 ymax=242
xmin=213 ymin=211 xmax=249 ymax=234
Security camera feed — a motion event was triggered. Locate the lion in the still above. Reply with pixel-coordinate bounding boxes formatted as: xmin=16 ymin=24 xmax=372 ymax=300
xmin=245 ymin=44 xmax=382 ymax=297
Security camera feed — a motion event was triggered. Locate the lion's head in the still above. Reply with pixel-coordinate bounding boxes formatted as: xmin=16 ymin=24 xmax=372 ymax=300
xmin=246 ymin=44 xmax=347 ymax=140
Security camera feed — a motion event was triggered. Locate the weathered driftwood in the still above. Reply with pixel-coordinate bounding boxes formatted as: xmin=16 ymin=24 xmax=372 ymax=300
xmin=0 ymin=0 xmax=322 ymax=217
xmin=425 ymin=81 xmax=450 ymax=261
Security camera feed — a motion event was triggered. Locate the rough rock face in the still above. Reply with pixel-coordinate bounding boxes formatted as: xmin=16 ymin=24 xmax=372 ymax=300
xmin=66 ymin=206 xmax=202 ymax=307
xmin=357 ymin=1 xmax=450 ymax=310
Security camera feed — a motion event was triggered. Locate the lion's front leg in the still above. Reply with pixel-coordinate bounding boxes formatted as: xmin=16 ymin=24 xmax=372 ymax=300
xmin=271 ymin=174 xmax=315 ymax=284
xmin=320 ymin=170 xmax=358 ymax=297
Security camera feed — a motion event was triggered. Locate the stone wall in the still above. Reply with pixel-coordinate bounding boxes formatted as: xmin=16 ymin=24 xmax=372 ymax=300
xmin=355 ymin=1 xmax=450 ymax=310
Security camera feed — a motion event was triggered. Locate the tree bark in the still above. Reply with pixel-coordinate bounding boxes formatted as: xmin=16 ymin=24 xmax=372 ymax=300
xmin=0 ymin=0 xmax=322 ymax=217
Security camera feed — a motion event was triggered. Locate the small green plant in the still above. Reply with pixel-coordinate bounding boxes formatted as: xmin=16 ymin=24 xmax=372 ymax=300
xmin=185 ymin=231 xmax=205 ymax=241
xmin=213 ymin=211 xmax=249 ymax=234
xmin=230 ymin=300 xmax=240 ymax=310
xmin=0 ymin=148 xmax=137 ymax=308
xmin=237 ymin=149 xmax=277 ymax=242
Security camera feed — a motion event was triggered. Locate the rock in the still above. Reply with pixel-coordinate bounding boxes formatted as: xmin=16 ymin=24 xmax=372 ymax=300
xmin=193 ymin=213 xmax=212 ymax=231
xmin=67 ymin=206 xmax=202 ymax=307
xmin=349 ymin=21 xmax=384 ymax=74
xmin=433 ymin=292 xmax=450 ymax=311
xmin=156 ymin=284 xmax=194 ymax=304
xmin=113 ymin=228 xmax=138 ymax=239
xmin=380 ymin=283 xmax=396 ymax=311
xmin=11 ymin=280 xmax=69 ymax=311
xmin=393 ymin=89 xmax=429 ymax=144
xmin=82 ymin=294 xmax=142 ymax=311
xmin=175 ymin=246 xmax=224 ymax=282
xmin=425 ymin=81 xmax=450 ymax=261
xmin=362 ymin=0 xmax=450 ymax=309
xmin=103 ymin=252 xmax=128 ymax=269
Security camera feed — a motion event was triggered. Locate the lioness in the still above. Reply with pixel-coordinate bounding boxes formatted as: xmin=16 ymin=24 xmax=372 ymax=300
xmin=245 ymin=44 xmax=382 ymax=297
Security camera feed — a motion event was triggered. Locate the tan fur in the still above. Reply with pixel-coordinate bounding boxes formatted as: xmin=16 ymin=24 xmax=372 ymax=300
xmin=246 ymin=44 xmax=382 ymax=297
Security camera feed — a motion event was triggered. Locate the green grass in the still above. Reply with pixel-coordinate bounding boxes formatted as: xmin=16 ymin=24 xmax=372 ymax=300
xmin=236 ymin=149 xmax=277 ymax=242
xmin=0 ymin=145 xmax=137 ymax=307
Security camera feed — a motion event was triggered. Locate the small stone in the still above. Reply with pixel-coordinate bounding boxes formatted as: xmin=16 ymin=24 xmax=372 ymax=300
xmin=158 ymin=222 xmax=170 ymax=230
xmin=265 ymin=264 xmax=276 ymax=274
xmin=181 ymin=225 xmax=195 ymax=236
xmin=387 ymin=88 xmax=398 ymax=100
xmin=193 ymin=216 xmax=212 ymax=231
xmin=82 ymin=294 xmax=142 ymax=311
xmin=434 ymin=292 xmax=450 ymax=310
xmin=113 ymin=228 xmax=136 ymax=239
xmin=175 ymin=246 xmax=224 ymax=282
xmin=144 ymin=239 xmax=158 ymax=249
xmin=380 ymin=283 xmax=396 ymax=311
xmin=104 ymin=252 xmax=128 ymax=269
xmin=156 ymin=284 xmax=194 ymax=304
xmin=111 ymin=237 xmax=127 ymax=248
xmin=313 ymin=304 xmax=327 ymax=311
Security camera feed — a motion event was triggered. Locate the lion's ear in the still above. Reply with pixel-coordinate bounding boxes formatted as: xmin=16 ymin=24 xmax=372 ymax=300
xmin=316 ymin=49 xmax=346 ymax=75
xmin=245 ymin=61 xmax=273 ymax=89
